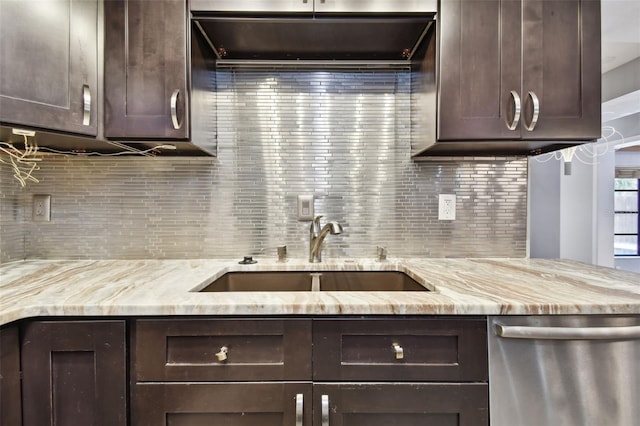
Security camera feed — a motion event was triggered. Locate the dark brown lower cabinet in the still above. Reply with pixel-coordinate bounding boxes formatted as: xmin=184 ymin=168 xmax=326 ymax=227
xmin=131 ymin=317 xmax=489 ymax=426
xmin=0 ymin=324 xmax=22 ymax=426
xmin=21 ymin=320 xmax=127 ymax=426
xmin=132 ymin=382 xmax=487 ymax=426
xmin=133 ymin=382 xmax=313 ymax=426
xmin=315 ymin=383 xmax=488 ymax=426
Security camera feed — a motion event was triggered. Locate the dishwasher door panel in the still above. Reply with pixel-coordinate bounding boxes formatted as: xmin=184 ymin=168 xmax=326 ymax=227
xmin=488 ymin=315 xmax=640 ymax=426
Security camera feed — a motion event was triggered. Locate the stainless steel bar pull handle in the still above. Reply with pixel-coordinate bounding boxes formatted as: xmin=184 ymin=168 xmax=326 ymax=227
xmin=523 ymin=91 xmax=540 ymax=131
xmin=170 ymin=89 xmax=182 ymax=130
xmin=496 ymin=324 xmax=640 ymax=340
xmin=82 ymin=85 xmax=91 ymax=126
xmin=295 ymin=394 xmax=304 ymax=426
xmin=321 ymin=394 xmax=329 ymax=426
xmin=506 ymin=90 xmax=521 ymax=131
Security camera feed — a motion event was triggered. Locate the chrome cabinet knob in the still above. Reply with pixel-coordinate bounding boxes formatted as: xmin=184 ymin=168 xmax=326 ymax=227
xmin=392 ymin=342 xmax=404 ymax=360
xmin=215 ymin=346 xmax=228 ymax=361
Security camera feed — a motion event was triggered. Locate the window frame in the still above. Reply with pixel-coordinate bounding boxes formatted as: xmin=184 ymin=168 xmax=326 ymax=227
xmin=614 ymin=178 xmax=640 ymax=257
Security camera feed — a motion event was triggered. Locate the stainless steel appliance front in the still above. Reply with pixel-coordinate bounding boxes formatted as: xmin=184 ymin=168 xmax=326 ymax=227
xmin=488 ymin=315 xmax=640 ymax=426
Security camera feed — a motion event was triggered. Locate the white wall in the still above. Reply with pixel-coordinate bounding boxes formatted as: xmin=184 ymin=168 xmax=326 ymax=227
xmin=529 ymin=145 xmax=615 ymax=267
xmin=529 ymin=58 xmax=639 ymax=270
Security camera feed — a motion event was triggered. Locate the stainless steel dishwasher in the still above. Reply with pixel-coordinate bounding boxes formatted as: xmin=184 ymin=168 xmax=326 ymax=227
xmin=488 ymin=315 xmax=640 ymax=426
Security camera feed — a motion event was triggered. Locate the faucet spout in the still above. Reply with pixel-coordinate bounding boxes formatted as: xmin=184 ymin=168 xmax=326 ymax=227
xmin=309 ymin=215 xmax=343 ymax=263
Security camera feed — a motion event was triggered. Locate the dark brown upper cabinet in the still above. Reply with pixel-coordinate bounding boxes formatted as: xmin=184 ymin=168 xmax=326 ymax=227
xmin=0 ymin=0 xmax=99 ymax=136
xmin=104 ymin=0 xmax=189 ymax=139
xmin=438 ymin=0 xmax=601 ymax=147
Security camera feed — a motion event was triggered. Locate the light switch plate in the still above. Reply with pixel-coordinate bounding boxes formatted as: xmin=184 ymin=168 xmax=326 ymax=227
xmin=33 ymin=194 xmax=51 ymax=222
xmin=297 ymin=194 xmax=314 ymax=221
xmin=438 ymin=194 xmax=456 ymax=220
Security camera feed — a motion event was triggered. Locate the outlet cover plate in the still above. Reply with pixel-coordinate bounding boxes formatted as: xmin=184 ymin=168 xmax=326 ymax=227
xmin=438 ymin=194 xmax=456 ymax=220
xmin=33 ymin=194 xmax=51 ymax=222
xmin=297 ymin=194 xmax=314 ymax=221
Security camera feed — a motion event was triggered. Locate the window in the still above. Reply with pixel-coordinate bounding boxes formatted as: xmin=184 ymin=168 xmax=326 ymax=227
xmin=614 ymin=178 xmax=639 ymax=256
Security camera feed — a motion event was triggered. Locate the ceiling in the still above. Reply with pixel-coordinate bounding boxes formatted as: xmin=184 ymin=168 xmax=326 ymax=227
xmin=601 ymin=0 xmax=640 ymax=73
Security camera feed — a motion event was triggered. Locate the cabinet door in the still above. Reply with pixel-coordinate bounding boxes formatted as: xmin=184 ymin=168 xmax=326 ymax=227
xmin=21 ymin=320 xmax=127 ymax=426
xmin=0 ymin=0 xmax=98 ymax=135
xmin=521 ymin=0 xmax=601 ymax=140
xmin=315 ymin=383 xmax=488 ymax=426
xmin=438 ymin=0 xmax=522 ymax=141
xmin=0 ymin=325 xmax=21 ymax=426
xmin=104 ymin=0 xmax=189 ymax=139
xmin=133 ymin=382 xmax=312 ymax=426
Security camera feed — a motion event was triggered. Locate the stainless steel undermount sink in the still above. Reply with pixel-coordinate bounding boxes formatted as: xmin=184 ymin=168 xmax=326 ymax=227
xmin=197 ymin=271 xmax=431 ymax=292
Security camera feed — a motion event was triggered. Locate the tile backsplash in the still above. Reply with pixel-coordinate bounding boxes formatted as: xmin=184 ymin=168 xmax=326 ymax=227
xmin=0 ymin=158 xmax=25 ymax=262
xmin=0 ymin=70 xmax=527 ymax=262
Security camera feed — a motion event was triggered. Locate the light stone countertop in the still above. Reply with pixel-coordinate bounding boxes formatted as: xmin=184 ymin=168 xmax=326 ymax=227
xmin=1 ymin=258 xmax=640 ymax=326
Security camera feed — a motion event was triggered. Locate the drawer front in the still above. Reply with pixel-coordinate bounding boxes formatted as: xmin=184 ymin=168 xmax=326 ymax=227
xmin=133 ymin=382 xmax=312 ymax=426
xmin=134 ymin=318 xmax=312 ymax=381
xmin=313 ymin=318 xmax=487 ymax=381
xmin=314 ymin=383 xmax=488 ymax=426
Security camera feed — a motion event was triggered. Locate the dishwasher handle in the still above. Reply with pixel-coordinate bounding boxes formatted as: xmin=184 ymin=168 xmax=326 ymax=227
xmin=495 ymin=324 xmax=640 ymax=341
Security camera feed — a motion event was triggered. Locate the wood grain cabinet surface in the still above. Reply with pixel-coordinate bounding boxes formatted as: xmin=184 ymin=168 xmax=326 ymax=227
xmin=104 ymin=0 xmax=189 ymax=139
xmin=132 ymin=317 xmax=488 ymax=426
xmin=0 ymin=0 xmax=99 ymax=136
xmin=21 ymin=320 xmax=127 ymax=426
xmin=133 ymin=318 xmax=312 ymax=381
xmin=0 ymin=324 xmax=22 ymax=426
xmin=313 ymin=317 xmax=488 ymax=381
xmin=438 ymin=0 xmax=601 ymax=143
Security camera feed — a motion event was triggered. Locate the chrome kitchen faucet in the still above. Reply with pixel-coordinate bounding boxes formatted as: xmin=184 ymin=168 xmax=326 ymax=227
xmin=309 ymin=215 xmax=343 ymax=263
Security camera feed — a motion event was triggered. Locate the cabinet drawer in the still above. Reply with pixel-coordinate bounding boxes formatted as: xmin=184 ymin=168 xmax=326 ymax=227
xmin=313 ymin=318 xmax=487 ymax=381
xmin=315 ymin=383 xmax=488 ymax=426
xmin=134 ymin=318 xmax=312 ymax=381
xmin=133 ymin=382 xmax=312 ymax=426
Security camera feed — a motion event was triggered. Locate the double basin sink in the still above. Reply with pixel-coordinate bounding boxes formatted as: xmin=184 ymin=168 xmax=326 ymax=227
xmin=198 ymin=270 xmax=432 ymax=292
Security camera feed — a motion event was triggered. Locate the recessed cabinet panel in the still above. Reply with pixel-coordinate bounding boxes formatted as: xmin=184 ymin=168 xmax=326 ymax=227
xmin=438 ymin=0 xmax=521 ymax=141
xmin=134 ymin=318 xmax=312 ymax=381
xmin=315 ymin=383 xmax=488 ymax=426
xmin=0 ymin=0 xmax=98 ymax=135
xmin=521 ymin=0 xmax=601 ymax=140
xmin=313 ymin=318 xmax=488 ymax=381
xmin=21 ymin=321 xmax=127 ymax=426
xmin=104 ymin=0 xmax=189 ymax=139
xmin=132 ymin=382 xmax=312 ymax=426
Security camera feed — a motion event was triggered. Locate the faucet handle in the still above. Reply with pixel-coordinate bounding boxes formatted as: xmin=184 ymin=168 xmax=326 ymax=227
xmin=311 ymin=215 xmax=323 ymax=232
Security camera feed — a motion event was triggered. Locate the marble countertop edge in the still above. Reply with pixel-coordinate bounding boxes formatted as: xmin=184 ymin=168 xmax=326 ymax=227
xmin=1 ymin=258 xmax=640 ymax=326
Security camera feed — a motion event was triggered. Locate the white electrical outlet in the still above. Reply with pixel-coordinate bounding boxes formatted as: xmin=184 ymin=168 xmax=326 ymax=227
xmin=438 ymin=194 xmax=456 ymax=220
xmin=297 ymin=194 xmax=314 ymax=221
xmin=33 ymin=194 xmax=51 ymax=222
